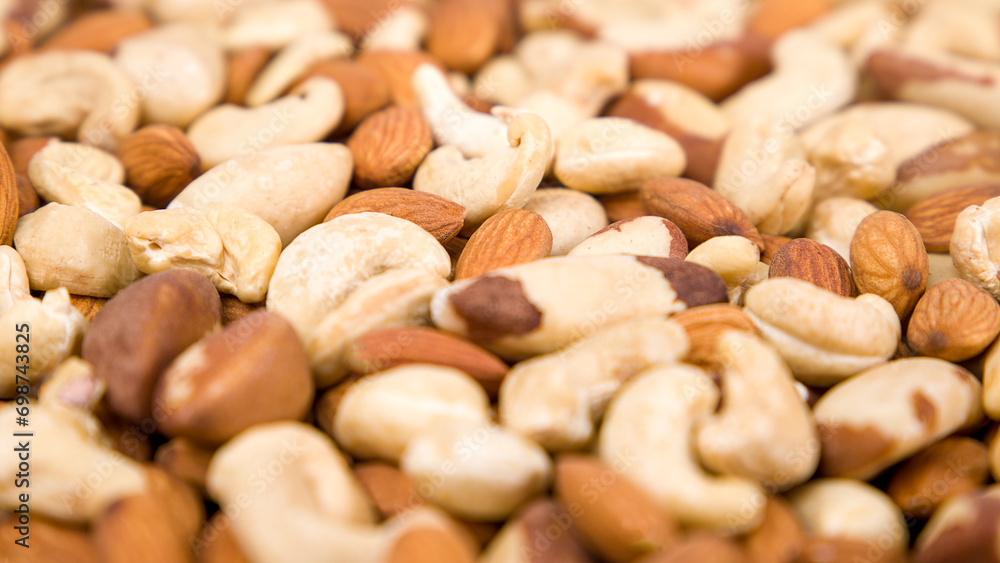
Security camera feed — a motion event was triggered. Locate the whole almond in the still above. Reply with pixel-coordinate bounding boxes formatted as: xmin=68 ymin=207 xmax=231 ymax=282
xmin=356 ymin=50 xmax=445 ymax=107
xmin=0 ymin=142 xmax=18 ymax=246
xmin=294 ymin=59 xmax=391 ymax=133
xmin=354 ymin=462 xmax=424 ymax=519
xmin=886 ymin=437 xmax=989 ymax=519
xmin=117 ymin=124 xmax=201 ymax=208
xmin=671 ymin=304 xmax=758 ymax=367
xmin=743 ymin=498 xmax=806 ymax=563
xmin=769 ymin=238 xmax=858 ymax=297
xmin=906 ymin=183 xmax=1000 ymax=252
xmin=455 ymin=209 xmax=553 ymax=279
xmin=225 ymin=46 xmax=271 ymax=106
xmin=347 ymin=106 xmax=433 ymax=189
xmin=323 ymin=188 xmax=465 ymax=244
xmin=41 ymin=10 xmax=151 ymax=53
xmin=426 ymin=0 xmax=507 ymax=74
xmin=641 ymin=177 xmax=764 ymax=250
xmin=761 ymin=234 xmax=791 ymax=265
xmin=850 ymin=210 xmax=929 ymax=319
xmin=597 ymin=191 xmax=647 ymax=223
xmin=906 ymin=278 xmax=1000 ymax=362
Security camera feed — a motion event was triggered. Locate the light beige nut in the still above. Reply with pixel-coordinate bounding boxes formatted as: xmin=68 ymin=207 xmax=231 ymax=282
xmin=714 ymin=117 xmax=816 ymax=235
xmin=522 ymin=187 xmax=608 ymax=256
xmin=414 ymin=64 xmax=508 ymax=159
xmin=222 ymin=0 xmax=334 ymax=51
xmin=801 ymin=102 xmax=974 ymax=201
xmin=598 ymin=362 xmax=765 ymax=533
xmin=914 ymin=486 xmax=1000 ymax=563
xmin=347 ymin=106 xmax=434 ymax=190
xmin=499 ymin=317 xmax=689 ymax=451
xmin=114 ymin=23 xmax=225 ymax=128
xmin=430 ymin=254 xmax=686 ymax=360
xmin=814 ymin=358 xmax=983 ymax=480
xmin=169 ymin=143 xmax=353 ymax=246
xmin=696 ymin=331 xmax=819 ymax=491
xmin=788 ymin=478 xmax=908 ymax=555
xmin=566 ymin=216 xmax=688 ymax=259
xmin=744 ymin=277 xmax=900 ymax=386
xmin=246 ymin=30 xmax=354 ymax=107
xmin=124 ymin=203 xmax=281 ymax=303
xmin=553 ymin=117 xmax=686 ymax=195
xmin=685 ymin=235 xmax=761 ymax=289
xmin=23 ymin=139 xmax=124 ymax=184
xmin=401 ymin=421 xmax=551 ymax=521
xmin=360 ymin=5 xmax=428 ymax=52
xmin=413 ymin=112 xmax=553 ymax=234
xmin=907 ymin=278 xmax=1000 ymax=362
xmin=805 ymin=196 xmax=878 ymax=261
xmin=14 ymin=203 xmax=142 ymax=297
xmin=951 ymin=195 xmax=1000 ymax=299
xmin=888 ymin=437 xmax=990 ymax=520
xmin=333 ymin=364 xmax=491 ymax=463
xmin=893 ymin=131 xmax=1000 ymax=213
xmin=186 ymin=77 xmax=345 ymax=169
xmin=0 ymin=50 xmax=139 ymax=151
xmin=851 ymin=210 xmax=929 ymax=319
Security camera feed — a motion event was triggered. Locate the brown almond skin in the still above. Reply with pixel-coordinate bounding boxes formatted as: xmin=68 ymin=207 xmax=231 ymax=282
xmin=154 ymin=310 xmax=314 ymax=445
xmin=761 ymin=234 xmax=791 ymax=265
xmin=154 ymin=437 xmax=215 ymax=493
xmin=635 ymin=533 xmax=747 ymax=563
xmin=0 ymin=142 xmax=19 ymax=246
xmin=295 ymin=59 xmax=391 ymax=134
xmin=324 ymin=187 xmax=466 ymax=244
xmin=0 ymin=515 xmax=99 ymax=563
xmin=41 ymin=10 xmax=152 ymax=52
xmin=387 ymin=526 xmax=477 ymax=563
xmin=82 ymin=270 xmax=222 ymax=423
xmin=671 ymin=304 xmax=758 ymax=367
xmin=769 ymin=238 xmax=858 ymax=298
xmin=907 ymin=278 xmax=1000 ymax=362
xmin=887 ymin=437 xmax=989 ymax=520
xmin=744 ymin=498 xmax=806 ymax=563
xmin=641 ymin=177 xmax=764 ymax=250
xmin=796 ymin=537 xmax=906 ymax=563
xmin=906 ymin=183 xmax=1000 ymax=252
xmin=356 ymin=50 xmax=446 ymax=107
xmin=225 ymin=46 xmax=271 ymax=106
xmin=630 ymin=40 xmax=769 ymax=102
xmin=426 ymin=0 xmax=507 ymax=74
xmin=897 ymin=130 xmax=1000 ymax=185
xmin=344 ymin=326 xmax=509 ymax=398
xmin=354 ymin=462 xmax=424 ymax=519
xmin=555 ymin=455 xmax=678 ymax=563
xmin=455 ymin=208 xmax=553 ymax=280
xmin=196 ymin=514 xmax=252 ymax=563
xmin=747 ymin=0 xmax=833 ymax=41
xmin=597 ymin=191 xmax=648 ymax=223
xmin=69 ymin=294 xmax=108 ymax=322
xmin=117 ymin=125 xmax=201 ymax=208
xmin=850 ymin=210 xmax=929 ymax=320
xmin=7 ymin=136 xmax=53 ymax=176
xmin=348 ymin=106 xmax=433 ymax=188
xmin=319 ymin=0 xmax=414 ymax=42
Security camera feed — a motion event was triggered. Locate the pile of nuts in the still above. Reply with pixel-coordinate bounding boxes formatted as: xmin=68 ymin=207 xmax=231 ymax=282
xmin=4 ymin=0 xmax=1000 ymax=561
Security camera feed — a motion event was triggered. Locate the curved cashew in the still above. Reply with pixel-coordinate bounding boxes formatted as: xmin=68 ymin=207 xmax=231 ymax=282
xmin=951 ymin=197 xmax=1000 ymax=299
xmin=499 ymin=317 xmax=689 ymax=451
xmin=566 ymin=216 xmax=688 ymax=259
xmin=187 ymin=76 xmax=345 ymax=169
xmin=246 ymin=30 xmax=354 ymax=107
xmin=169 ymin=143 xmax=353 ymax=246
xmin=789 ymin=478 xmax=908 ymax=554
xmin=598 ymin=362 xmax=765 ymax=533
xmin=696 ymin=331 xmax=819 ymax=491
xmin=0 ymin=50 xmax=138 ymax=151
xmin=124 ymin=203 xmax=282 ymax=303
xmin=414 ymin=64 xmax=509 ymax=159
xmin=523 ymin=187 xmax=608 ymax=256
xmin=413 ymin=112 xmax=553 ymax=233
xmin=361 ymin=5 xmax=428 ymax=52
xmin=744 ymin=278 xmax=900 ymax=387
xmin=805 ymin=197 xmax=879 ymax=261
xmin=222 ymin=0 xmax=333 ymax=51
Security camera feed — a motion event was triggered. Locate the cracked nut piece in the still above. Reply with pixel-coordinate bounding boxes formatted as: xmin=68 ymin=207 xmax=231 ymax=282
xmin=907 ymin=278 xmax=1000 ymax=362
xmin=951 ymin=195 xmax=1000 ymax=299
xmin=769 ymin=238 xmax=857 ymax=298
xmin=851 ymin=210 xmax=928 ymax=319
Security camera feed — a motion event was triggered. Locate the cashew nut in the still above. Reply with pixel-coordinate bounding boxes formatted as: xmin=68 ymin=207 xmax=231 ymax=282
xmin=246 ymin=30 xmax=354 ymax=107
xmin=414 ymin=63 xmax=509 ymax=159
xmin=522 ymin=187 xmax=608 ymax=256
xmin=685 ymin=235 xmax=761 ymax=289
xmin=805 ymin=197 xmax=879 ymax=261
xmin=950 ymin=196 xmax=1000 ymax=299
xmin=222 ymin=0 xmax=334 ymax=51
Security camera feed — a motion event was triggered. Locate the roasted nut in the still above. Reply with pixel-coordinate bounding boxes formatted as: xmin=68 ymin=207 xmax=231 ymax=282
xmin=596 ymin=191 xmax=646 ymax=223
xmin=522 ymin=187 xmax=609 ymax=256
xmin=224 ymin=46 xmax=272 ymax=106
xmin=0 ymin=142 xmax=17 ymax=246
xmin=348 ymin=106 xmax=433 ymax=189
xmin=951 ymin=196 xmax=1000 ymax=299
xmin=245 ymin=30 xmax=353 ymax=107
xmin=906 ymin=278 xmax=1000 ymax=362
xmin=768 ymin=238 xmax=857 ymax=297
xmin=641 ymin=176 xmax=764 ymax=250
xmin=324 ymin=188 xmax=465 ymax=244
xmin=567 ymin=216 xmax=688 ymax=260
xmin=887 ymin=437 xmax=989 ymax=519
xmin=743 ymin=497 xmax=806 ymax=563
xmin=117 ymin=125 xmax=201 ymax=208
xmin=414 ymin=63 xmax=508 ymax=159
xmin=222 ymin=0 xmax=334 ymax=51
xmin=850 ymin=210 xmax=928 ymax=319
xmin=671 ymin=304 xmax=758 ymax=368
xmin=154 ymin=437 xmax=214 ymax=492
xmin=907 ymin=183 xmax=1000 ymax=253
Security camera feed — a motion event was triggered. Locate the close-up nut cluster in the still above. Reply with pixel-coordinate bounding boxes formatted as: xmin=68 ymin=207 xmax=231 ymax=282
xmin=3 ymin=0 xmax=1000 ymax=562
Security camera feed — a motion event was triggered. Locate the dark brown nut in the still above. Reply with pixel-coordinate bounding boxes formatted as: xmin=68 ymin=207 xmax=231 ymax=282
xmin=913 ymin=487 xmax=1000 ymax=563
xmin=671 ymin=304 xmax=758 ymax=368
xmin=0 ymin=515 xmax=99 ymax=562
xmin=224 ymin=46 xmax=271 ymax=106
xmin=456 ymin=209 xmax=553 ymax=280
xmin=295 ymin=59 xmax=391 ymax=134
xmin=637 ymin=256 xmax=728 ymax=308
xmin=353 ymin=461 xmax=424 ymax=520
xmin=0 ymin=141 xmax=18 ymax=246
xmin=597 ymin=191 xmax=647 ymax=223
xmin=906 ymin=183 xmax=1000 ymax=253
xmin=744 ymin=498 xmax=806 ymax=563
xmin=347 ymin=106 xmax=433 ymax=189
xmin=82 ymin=270 xmax=221 ymax=423
xmin=641 ymin=176 xmax=764 ymax=250
xmin=117 ymin=124 xmax=201 ymax=208
xmin=154 ymin=310 xmax=314 ymax=445
xmin=323 ymin=187 xmax=466 ymax=244
xmin=154 ymin=437 xmax=215 ymax=493
xmin=887 ymin=437 xmax=990 ymax=519
xmin=850 ymin=211 xmax=929 ymax=320
xmin=769 ymin=238 xmax=858 ymax=298
xmin=41 ymin=10 xmax=152 ymax=53
xmin=196 ymin=514 xmax=252 ymax=563
xmin=480 ymin=500 xmax=592 ymax=563
xmin=69 ymin=293 xmax=108 ymax=321
xmin=907 ymin=278 xmax=1000 ymax=362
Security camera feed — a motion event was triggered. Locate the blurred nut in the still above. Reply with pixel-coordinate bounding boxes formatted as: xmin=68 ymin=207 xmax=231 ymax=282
xmin=887 ymin=437 xmax=989 ymax=519
xmin=117 ymin=125 xmax=201 ymax=208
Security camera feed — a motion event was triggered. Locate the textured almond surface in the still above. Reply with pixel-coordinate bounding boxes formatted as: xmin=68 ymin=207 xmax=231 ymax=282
xmin=0 ymin=142 xmax=18 ymax=246
xmin=671 ymin=304 xmax=758 ymax=367
xmin=348 ymin=106 xmax=433 ymax=189
xmin=769 ymin=238 xmax=858 ymax=297
xmin=426 ymin=0 xmax=505 ymax=74
xmin=295 ymin=59 xmax=391 ymax=132
xmin=907 ymin=278 xmax=1000 ymax=362
xmin=851 ymin=211 xmax=928 ymax=319
xmin=907 ymin=183 xmax=1000 ymax=252
xmin=323 ymin=187 xmax=465 ymax=244
xmin=455 ymin=209 xmax=553 ymax=280
xmin=117 ymin=124 xmax=200 ymax=208
xmin=641 ymin=177 xmax=763 ymax=250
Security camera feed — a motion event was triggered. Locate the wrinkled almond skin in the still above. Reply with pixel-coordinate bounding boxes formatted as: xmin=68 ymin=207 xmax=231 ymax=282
xmin=295 ymin=59 xmax=391 ymax=133
xmin=769 ymin=238 xmax=858 ymax=298
xmin=907 ymin=278 xmax=1000 ymax=362
xmin=851 ymin=211 xmax=929 ymax=319
xmin=82 ymin=270 xmax=222 ymax=423
xmin=154 ymin=310 xmax=314 ymax=445
xmin=353 ymin=461 xmax=424 ymax=519
xmin=117 ymin=124 xmax=201 ymax=208
xmin=348 ymin=106 xmax=433 ymax=189
xmin=225 ymin=46 xmax=271 ymax=106
xmin=906 ymin=183 xmax=1000 ymax=253
xmin=323 ymin=187 xmax=465 ymax=244
xmin=671 ymin=304 xmax=758 ymax=368
xmin=886 ymin=437 xmax=989 ymax=519
xmin=0 ymin=142 xmax=18 ymax=246
xmin=598 ymin=191 xmax=647 ymax=223
xmin=641 ymin=177 xmax=764 ymax=250
xmin=455 ymin=209 xmax=554 ymax=280
xmin=41 ymin=10 xmax=152 ymax=53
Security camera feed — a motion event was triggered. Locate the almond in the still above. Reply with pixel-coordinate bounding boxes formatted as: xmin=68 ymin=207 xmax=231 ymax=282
xmin=353 ymin=461 xmax=424 ymax=519
xmin=0 ymin=141 xmax=18 ymax=246
xmin=761 ymin=234 xmax=791 ymax=265
xmin=0 ymin=515 xmax=99 ymax=563
xmin=319 ymin=0 xmax=414 ymax=42
xmin=850 ymin=210 xmax=929 ymax=319
xmin=597 ymin=191 xmax=647 ymax=223
xmin=196 ymin=514 xmax=252 ymax=563
xmin=797 ymin=538 xmax=906 ymax=563
xmin=69 ymin=293 xmax=108 ymax=321
xmin=356 ymin=50 xmax=445 ymax=107
xmin=347 ymin=106 xmax=433 ymax=189
xmin=426 ymin=0 xmax=508 ymax=74
xmin=886 ymin=437 xmax=989 ymax=519
xmin=117 ymin=124 xmax=200 ymax=208
xmin=629 ymin=41 xmax=768 ymax=102
xmin=41 ymin=10 xmax=152 ymax=53
xmin=641 ymin=177 xmax=764 ymax=250
xmin=323 ymin=187 xmax=465 ymax=244
xmin=906 ymin=183 xmax=1000 ymax=252
xmin=644 ymin=534 xmax=747 ymax=563
xmin=455 ymin=209 xmax=553 ymax=280
xmin=769 ymin=238 xmax=858 ymax=297
xmin=906 ymin=278 xmax=1000 ymax=362
xmin=219 ymin=293 xmax=264 ymax=326
xmin=225 ymin=46 xmax=271 ymax=106
xmin=671 ymin=304 xmax=758 ymax=368
xmin=294 ymin=59 xmax=391 ymax=133
xmin=743 ymin=498 xmax=806 ymax=563
xmin=16 ymin=174 xmax=39 ymax=216
xmin=387 ymin=526 xmax=478 ymax=563
xmin=344 ymin=326 xmax=508 ymax=397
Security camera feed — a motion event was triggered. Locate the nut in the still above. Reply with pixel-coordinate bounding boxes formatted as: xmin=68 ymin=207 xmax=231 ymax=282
xmin=906 ymin=278 xmax=1000 ymax=362
xmin=222 ymin=0 xmax=333 ymax=51
xmin=566 ymin=216 xmax=688 ymax=260
xmin=907 ymin=183 xmax=1000 ymax=253
xmin=354 ymin=462 xmax=423 ymax=519
xmin=0 ymin=142 xmax=17 ymax=246
xmin=40 ymin=9 xmax=151 ymax=53
xmin=116 ymin=125 xmax=201 ymax=208
xmin=225 ymin=46 xmax=272 ymax=106
xmin=684 ymin=235 xmax=761 ymax=289
xmin=951 ymin=195 xmax=1000 ymax=299
xmin=596 ymin=191 xmax=646 ymax=224
xmin=768 ymin=238 xmax=858 ymax=297
xmin=641 ymin=176 xmax=764 ymax=250
xmin=914 ymin=486 xmax=1000 ymax=563
xmin=154 ymin=437 xmax=213 ymax=493
xmin=245 ymin=30 xmax=353 ymax=107
xmin=426 ymin=0 xmax=512 ymax=74
xmin=324 ymin=188 xmax=465 ymax=244
xmin=886 ymin=437 xmax=989 ymax=519
xmin=850 ymin=210 xmax=929 ymax=319
xmin=414 ymin=64 xmax=508 ymax=158
xmin=348 ymin=106 xmax=433 ymax=189
xmin=522 ymin=188 xmax=608 ymax=256
xmin=671 ymin=303 xmax=758 ymax=368
xmin=478 ymin=500 xmax=592 ymax=563
xmin=894 ymin=131 xmax=1000 ymax=212
xmin=455 ymin=209 xmax=553 ymax=280
xmin=805 ymin=196 xmax=878 ymax=261
xmin=743 ymin=498 xmax=807 ymax=563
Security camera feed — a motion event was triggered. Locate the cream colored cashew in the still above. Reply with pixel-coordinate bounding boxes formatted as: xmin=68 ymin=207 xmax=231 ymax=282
xmin=685 ymin=236 xmax=761 ymax=289
xmin=28 ymin=140 xmax=142 ymax=229
xmin=592 ymin=1 xmax=748 ymax=52
xmin=14 ymin=204 xmax=142 ymax=298
xmin=553 ymin=117 xmax=686 ymax=194
xmin=360 ymin=5 xmax=428 ymax=52
xmin=306 ymin=268 xmax=449 ymax=386
xmin=222 ymin=0 xmax=334 ymax=51
xmin=499 ymin=317 xmax=689 ymax=451
xmin=788 ymin=479 xmax=908 ymax=553
xmin=414 ymin=64 xmax=509 ymax=159
xmin=413 ymin=112 xmax=553 ymax=233
xmin=401 ymin=421 xmax=551 ymax=521
xmin=334 ymin=364 xmax=491 ymax=462
xmin=806 ymin=197 xmax=879 ymax=261
xmin=814 ymin=358 xmax=983 ymax=480
xmin=187 ymin=76 xmax=345 ymax=169
xmin=696 ymin=331 xmax=819 ymax=491
xmin=124 ymin=203 xmax=282 ymax=303
xmin=37 ymin=357 xmax=104 ymax=413
xmin=950 ymin=197 xmax=1000 ymax=299
xmin=523 ymin=188 xmax=608 ymax=256
xmin=599 ymin=362 xmax=765 ymax=533
xmin=169 ymin=143 xmax=353 ymax=246
xmin=143 ymin=0 xmax=225 ymax=26
xmin=474 ymin=56 xmax=533 ymax=107
xmin=246 ymin=30 xmax=354 ymax=107
xmin=566 ymin=216 xmax=688 ymax=258
xmin=806 ymin=0 xmax=888 ymax=51
xmin=0 ymin=50 xmax=138 ymax=151
xmin=744 ymin=278 xmax=900 ymax=387
xmin=714 ymin=118 xmax=816 ymax=236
